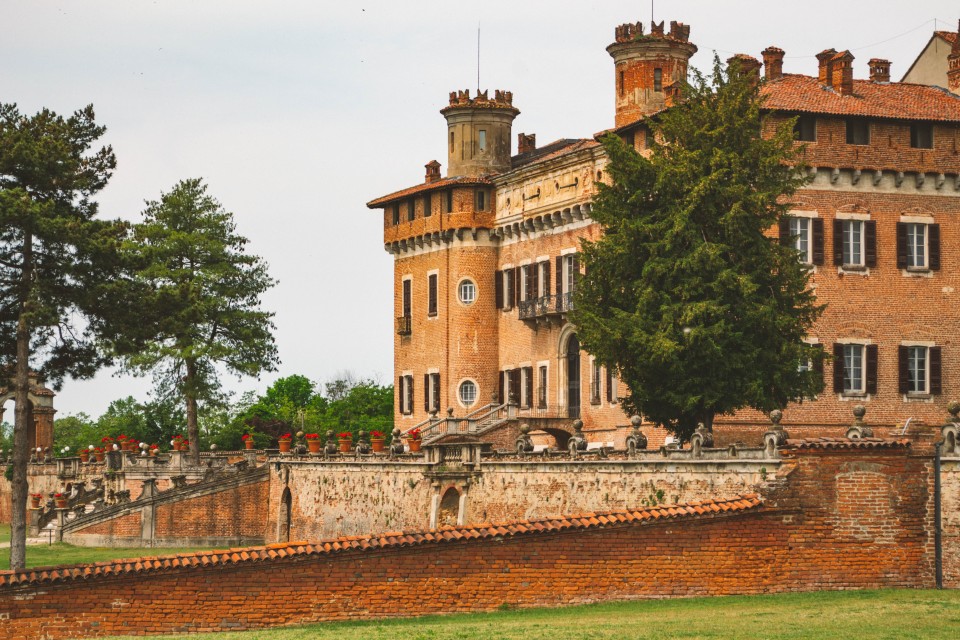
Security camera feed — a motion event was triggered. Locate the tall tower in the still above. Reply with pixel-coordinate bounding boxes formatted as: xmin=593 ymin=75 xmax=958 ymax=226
xmin=441 ymin=89 xmax=520 ymax=177
xmin=948 ymin=20 xmax=960 ymax=95
xmin=607 ymin=20 xmax=697 ymax=127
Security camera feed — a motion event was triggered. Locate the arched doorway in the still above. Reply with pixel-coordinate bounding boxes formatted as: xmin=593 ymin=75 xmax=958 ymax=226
xmin=278 ymin=487 xmax=292 ymax=542
xmin=566 ymin=334 xmax=581 ymax=418
xmin=438 ymin=487 xmax=461 ymax=527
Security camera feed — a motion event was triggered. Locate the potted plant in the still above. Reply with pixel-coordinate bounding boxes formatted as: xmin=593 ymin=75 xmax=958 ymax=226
xmin=370 ymin=430 xmax=386 ymax=453
xmin=54 ymin=492 xmax=68 ymax=509
xmin=94 ymin=447 xmax=106 ymax=462
xmin=171 ymin=435 xmax=185 ymax=451
xmin=78 ymin=447 xmax=90 ymax=463
xmin=278 ymin=433 xmax=293 ymax=453
xmin=30 ymin=493 xmax=42 ymax=509
xmin=337 ymin=432 xmax=352 ymax=453
xmin=242 ymin=433 xmax=256 ymax=450
xmin=149 ymin=444 xmax=160 ymax=457
xmin=407 ymin=427 xmax=423 ymax=453
xmin=305 ymin=433 xmax=321 ymax=454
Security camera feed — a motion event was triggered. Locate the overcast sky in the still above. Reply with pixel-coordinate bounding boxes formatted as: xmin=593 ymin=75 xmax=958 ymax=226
xmin=2 ymin=0 xmax=957 ymax=419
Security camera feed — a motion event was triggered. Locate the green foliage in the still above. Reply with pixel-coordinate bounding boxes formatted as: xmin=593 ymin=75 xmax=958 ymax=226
xmin=572 ymin=57 xmax=824 ymax=442
xmin=109 ymin=178 xmax=279 ymax=456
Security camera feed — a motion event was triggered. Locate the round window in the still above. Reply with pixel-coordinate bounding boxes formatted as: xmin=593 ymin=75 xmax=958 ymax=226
xmin=458 ymin=279 xmax=476 ymax=305
xmin=458 ymin=380 xmax=478 ymax=406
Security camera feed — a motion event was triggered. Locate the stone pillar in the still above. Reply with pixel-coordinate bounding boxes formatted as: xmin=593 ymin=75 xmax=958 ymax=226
xmin=32 ymin=406 xmax=56 ymax=451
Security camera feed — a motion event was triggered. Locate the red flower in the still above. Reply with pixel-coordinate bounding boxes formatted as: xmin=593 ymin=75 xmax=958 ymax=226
xmin=408 ymin=428 xmax=422 ymax=440
xmin=101 ymin=436 xmax=113 ymax=443
xmin=241 ymin=434 xmax=253 ymax=441
xmin=53 ymin=493 xmax=64 ymax=499
xmin=370 ymin=430 xmax=385 ymax=438
xmin=279 ymin=433 xmax=292 ymax=441
xmin=304 ymin=433 xmax=320 ymax=440
xmin=337 ymin=432 xmax=352 ymax=440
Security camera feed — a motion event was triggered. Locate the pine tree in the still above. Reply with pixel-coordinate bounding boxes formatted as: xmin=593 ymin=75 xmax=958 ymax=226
xmin=0 ymin=103 xmax=119 ymax=569
xmin=112 ymin=179 xmax=279 ymax=464
xmin=572 ymin=58 xmax=824 ymax=441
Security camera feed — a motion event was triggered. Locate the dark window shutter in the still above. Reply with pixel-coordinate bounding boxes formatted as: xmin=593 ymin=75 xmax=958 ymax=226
xmin=424 ymin=374 xmax=430 ymax=412
xmin=833 ymin=343 xmax=845 ymax=392
xmin=398 ymin=376 xmax=405 ymax=413
xmin=605 ymin=367 xmax=613 ymax=402
xmin=572 ymin=254 xmax=580 ymax=289
xmin=526 ymin=265 xmax=536 ymax=301
xmin=930 ymin=346 xmax=943 ymax=395
xmin=898 ymin=346 xmax=909 ymax=394
xmin=812 ymin=218 xmax=824 ymax=265
xmin=402 ymin=280 xmax=411 ymax=317
xmin=524 ymin=367 xmax=533 ymax=409
xmin=779 ymin=216 xmax=791 ymax=245
xmin=833 ymin=220 xmax=844 ymax=266
xmin=498 ymin=371 xmax=505 ymax=404
xmin=929 ymin=224 xmax=941 ymax=271
xmin=865 ymin=221 xmax=877 ymax=267
xmin=433 ymin=373 xmax=441 ymax=411
xmin=866 ymin=344 xmax=878 ymax=394
xmin=428 ymin=274 xmax=437 ymax=315
xmin=543 ymin=261 xmax=551 ymax=298
xmin=896 ymin=222 xmax=908 ymax=269
xmin=556 ymin=256 xmax=563 ymax=297
xmin=407 ymin=376 xmax=414 ymax=414
xmin=495 ymin=270 xmax=503 ymax=309
xmin=510 ymin=369 xmax=521 ymax=402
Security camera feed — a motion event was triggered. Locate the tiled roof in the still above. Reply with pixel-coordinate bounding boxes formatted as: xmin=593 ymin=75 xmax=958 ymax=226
xmin=367 ymin=176 xmax=492 ymax=208
xmin=761 ymin=74 xmax=960 ymax=122
xmin=511 ymin=138 xmax=600 ymax=169
xmin=0 ymin=494 xmax=761 ymax=588
xmin=784 ymin=437 xmax=911 ymax=450
xmin=934 ymin=30 xmax=957 ymax=46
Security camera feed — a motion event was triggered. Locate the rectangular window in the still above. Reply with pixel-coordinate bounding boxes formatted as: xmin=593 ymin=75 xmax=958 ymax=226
xmin=653 ymin=68 xmax=662 ymax=92
xmin=478 ymin=129 xmax=487 ymax=152
xmin=897 ymin=222 xmax=940 ymax=271
xmin=605 ymin=367 xmax=618 ymax=404
xmin=427 ymin=273 xmax=438 ymax=317
xmin=846 ymin=119 xmax=870 ymax=145
xmin=794 ymin=116 xmax=817 ymax=142
xmin=906 ymin=223 xmax=926 ymax=269
xmin=910 ymin=123 xmax=933 ymax=149
xmin=538 ymin=365 xmax=548 ymax=408
xmin=399 ymin=375 xmax=414 ymax=415
xmin=476 ymin=189 xmax=486 ymax=211
xmin=407 ymin=199 xmax=416 ymax=221
xmin=519 ymin=265 xmax=530 ymax=303
xmin=423 ymin=193 xmax=432 ymax=217
xmin=446 ymin=190 xmax=453 ymax=213
xmin=519 ymin=367 xmax=533 ymax=409
xmin=392 ymin=204 xmax=400 ymax=226
xmin=590 ymin=360 xmax=602 ymax=404
xmin=424 ymin=372 xmax=441 ymax=413
xmin=449 ymin=131 xmax=455 ymax=153
xmin=789 ymin=217 xmax=811 ymax=263
xmin=402 ymin=279 xmax=412 ymax=317
xmin=843 ymin=344 xmax=864 ymax=394
xmin=537 ymin=261 xmax=550 ymax=297
xmin=908 ymin=346 xmax=927 ymax=394
xmin=842 ymin=220 xmax=863 ymax=266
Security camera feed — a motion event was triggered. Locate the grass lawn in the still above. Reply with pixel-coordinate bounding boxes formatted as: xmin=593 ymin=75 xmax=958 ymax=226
xmin=101 ymin=589 xmax=960 ymax=640
xmin=0 ymin=532 xmax=217 ymax=571
xmin=0 ymin=524 xmax=9 ymax=545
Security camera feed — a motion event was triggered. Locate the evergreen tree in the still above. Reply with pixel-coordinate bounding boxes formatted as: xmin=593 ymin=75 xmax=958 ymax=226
xmin=111 ymin=178 xmax=279 ymax=464
xmin=572 ymin=58 xmax=824 ymax=442
xmin=0 ymin=103 xmax=118 ymax=569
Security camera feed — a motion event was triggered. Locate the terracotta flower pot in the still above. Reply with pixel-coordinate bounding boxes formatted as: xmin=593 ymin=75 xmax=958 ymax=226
xmin=371 ymin=438 xmax=385 ymax=453
xmin=244 ymin=439 xmax=255 ymax=450
xmin=150 ymin=449 xmax=158 ymax=457
xmin=338 ymin=438 xmax=351 ymax=453
xmin=307 ymin=440 xmax=321 ymax=454
xmin=408 ymin=439 xmax=422 ymax=453
xmin=95 ymin=452 xmax=105 ymax=462
xmin=30 ymin=496 xmax=41 ymax=509
xmin=55 ymin=498 xmax=68 ymax=509
xmin=79 ymin=450 xmax=89 ymax=463
xmin=278 ymin=439 xmax=292 ymax=453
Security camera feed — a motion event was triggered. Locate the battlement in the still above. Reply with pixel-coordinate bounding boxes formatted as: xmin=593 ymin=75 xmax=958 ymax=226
xmin=613 ymin=19 xmax=690 ymax=44
xmin=443 ymin=88 xmax=516 ymax=111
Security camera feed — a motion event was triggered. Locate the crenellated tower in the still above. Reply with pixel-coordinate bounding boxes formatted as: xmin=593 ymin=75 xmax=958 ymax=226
xmin=949 ymin=20 xmax=960 ymax=94
xmin=606 ymin=20 xmax=697 ymax=127
xmin=440 ymin=89 xmax=519 ymax=177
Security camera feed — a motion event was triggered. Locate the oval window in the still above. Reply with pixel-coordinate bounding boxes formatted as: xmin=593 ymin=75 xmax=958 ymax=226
xmin=458 ymin=279 xmax=476 ymax=304
xmin=458 ymin=380 xmax=478 ymax=406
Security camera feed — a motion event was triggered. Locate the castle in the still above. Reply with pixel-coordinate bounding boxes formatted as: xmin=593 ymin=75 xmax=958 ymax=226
xmin=367 ymin=19 xmax=960 ymax=448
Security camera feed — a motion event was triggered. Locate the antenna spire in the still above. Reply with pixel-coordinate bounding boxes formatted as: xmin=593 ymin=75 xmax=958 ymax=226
xmin=477 ymin=22 xmax=481 ymax=92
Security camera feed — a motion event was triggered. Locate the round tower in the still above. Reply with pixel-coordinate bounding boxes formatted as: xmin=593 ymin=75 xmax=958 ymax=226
xmin=440 ymin=89 xmax=520 ymax=177
xmin=606 ymin=20 xmax=698 ymax=127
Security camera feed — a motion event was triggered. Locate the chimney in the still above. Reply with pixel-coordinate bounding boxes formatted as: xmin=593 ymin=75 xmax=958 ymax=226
xmin=868 ymin=58 xmax=891 ymax=83
xmin=762 ymin=46 xmax=784 ymax=81
xmin=949 ymin=20 xmax=960 ymax=94
xmin=518 ymin=133 xmax=536 ymax=155
xmin=816 ymin=49 xmax=837 ymax=84
xmin=727 ymin=54 xmax=761 ymax=86
xmin=831 ymin=51 xmax=855 ymax=95
xmin=424 ymin=160 xmax=441 ymax=184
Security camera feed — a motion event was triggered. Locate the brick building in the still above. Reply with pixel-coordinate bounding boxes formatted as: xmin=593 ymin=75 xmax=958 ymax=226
xmin=367 ymin=19 xmax=960 ymax=445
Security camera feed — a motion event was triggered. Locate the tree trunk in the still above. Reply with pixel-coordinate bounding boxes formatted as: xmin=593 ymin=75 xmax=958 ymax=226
xmin=185 ymin=358 xmax=200 ymax=466
xmin=10 ymin=233 xmax=33 ymax=571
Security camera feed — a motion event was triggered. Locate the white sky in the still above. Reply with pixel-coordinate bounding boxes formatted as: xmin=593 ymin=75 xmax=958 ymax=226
xmin=2 ymin=0 xmax=957 ymax=419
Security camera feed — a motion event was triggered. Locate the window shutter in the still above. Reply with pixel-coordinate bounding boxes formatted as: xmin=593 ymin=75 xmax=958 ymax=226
xmin=543 ymin=261 xmax=551 ymax=298
xmin=524 ymin=367 xmax=533 ymax=409
xmin=779 ymin=216 xmax=791 ymax=245
xmin=495 ymin=270 xmax=503 ymax=309
xmin=513 ymin=267 xmax=520 ymax=307
xmin=865 ymin=221 xmax=877 ymax=268
xmin=498 ymin=371 xmax=505 ymax=404
xmin=605 ymin=367 xmax=613 ymax=402
xmin=526 ymin=265 xmax=536 ymax=301
xmin=433 ymin=373 xmax=441 ymax=411
xmin=833 ymin=343 xmax=845 ymax=393
xmin=866 ymin=344 xmax=878 ymax=394
xmin=398 ymin=376 xmax=405 ymax=413
xmin=402 ymin=280 xmax=412 ymax=317
xmin=428 ymin=274 xmax=438 ymax=315
xmin=897 ymin=346 xmax=909 ymax=394
xmin=406 ymin=376 xmax=414 ymax=414
xmin=930 ymin=346 xmax=943 ymax=395
xmin=812 ymin=218 xmax=824 ymax=265
xmin=510 ymin=369 xmax=521 ymax=403
xmin=833 ymin=220 xmax=844 ymax=266
xmin=556 ymin=256 xmax=563 ymax=297
xmin=929 ymin=224 xmax=941 ymax=271
xmin=896 ymin=223 xmax=908 ymax=269
xmin=424 ymin=374 xmax=430 ymax=412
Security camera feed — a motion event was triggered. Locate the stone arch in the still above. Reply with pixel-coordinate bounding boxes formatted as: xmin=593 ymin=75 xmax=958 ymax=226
xmin=438 ymin=486 xmax=462 ymax=527
xmin=0 ymin=372 xmax=57 ymax=451
xmin=277 ymin=487 xmax=292 ymax=543
xmin=541 ymin=427 xmax=571 ymax=450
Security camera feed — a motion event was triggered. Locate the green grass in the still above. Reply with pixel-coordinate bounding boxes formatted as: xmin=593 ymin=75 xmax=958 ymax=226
xmin=0 ymin=524 xmax=9 ymax=545
xmin=0 ymin=537 xmax=217 ymax=571
xmin=102 ymin=589 xmax=960 ymax=640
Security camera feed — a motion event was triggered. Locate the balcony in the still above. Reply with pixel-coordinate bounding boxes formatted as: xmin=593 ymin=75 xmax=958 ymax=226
xmin=396 ymin=315 xmax=412 ymax=336
xmin=518 ymin=292 xmax=574 ymax=321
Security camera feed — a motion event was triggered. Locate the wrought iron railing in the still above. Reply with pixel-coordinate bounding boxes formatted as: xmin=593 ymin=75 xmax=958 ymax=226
xmin=396 ymin=315 xmax=412 ymax=336
xmin=518 ymin=292 xmax=574 ymax=320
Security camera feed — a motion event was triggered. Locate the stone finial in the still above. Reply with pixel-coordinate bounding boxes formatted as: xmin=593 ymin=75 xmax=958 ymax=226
xmin=626 ymin=416 xmax=647 ymax=455
xmin=947 ymin=401 xmax=960 ymax=422
xmin=324 ymin=431 xmax=338 ymax=455
xmin=690 ymin=423 xmax=714 ymax=457
xmin=391 ymin=428 xmax=406 ymax=455
xmin=769 ymin=409 xmax=783 ymax=428
xmin=764 ymin=409 xmax=788 ymax=456
xmin=515 ymin=423 xmax=533 ymax=454
xmin=447 ymin=407 xmax=454 ymax=417
xmin=568 ymin=420 xmax=587 ymax=455
xmin=846 ymin=404 xmax=873 ymax=439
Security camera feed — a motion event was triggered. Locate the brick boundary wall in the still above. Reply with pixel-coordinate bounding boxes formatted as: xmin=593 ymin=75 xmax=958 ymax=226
xmin=0 ymin=441 xmax=940 ymax=639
